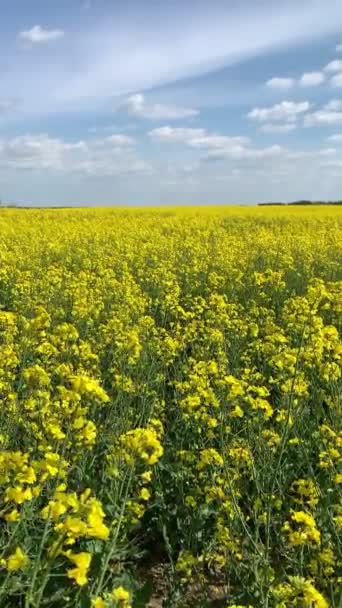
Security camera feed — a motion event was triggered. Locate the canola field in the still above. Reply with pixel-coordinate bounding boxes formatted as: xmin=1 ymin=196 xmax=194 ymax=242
xmin=0 ymin=206 xmax=341 ymax=608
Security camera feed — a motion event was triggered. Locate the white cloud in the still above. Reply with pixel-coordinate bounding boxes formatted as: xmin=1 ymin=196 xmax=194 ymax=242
xmin=7 ymin=1 xmax=342 ymax=113
xmin=304 ymin=110 xmax=342 ymax=126
xmin=266 ymin=77 xmax=295 ymax=90
xmin=0 ymin=134 xmax=84 ymax=170
xmin=318 ymin=147 xmax=337 ymax=156
xmin=187 ymin=134 xmax=250 ymax=149
xmin=0 ymin=133 xmax=150 ymax=177
xmin=88 ymin=124 xmax=137 ymax=135
xmin=118 ymin=93 xmax=199 ymax=120
xmin=247 ymin=101 xmax=310 ymax=123
xmin=148 ymin=125 xmax=286 ymax=162
xmin=17 ymin=25 xmax=64 ymax=47
xmin=244 ymin=145 xmax=285 ymax=159
xmin=324 ymin=99 xmax=342 ymax=110
xmin=148 ymin=126 xmax=249 ymax=148
xmin=3 ymin=134 xmax=342 ymax=207
xmin=206 ymin=144 xmax=286 ymax=161
xmin=266 ymin=72 xmax=325 ymax=90
xmin=259 ymin=123 xmax=296 ymax=133
xmin=304 ymin=99 xmax=342 ymax=125
xmin=331 ymin=72 xmax=342 ymax=87
xmin=299 ymin=71 xmax=325 ymax=86
xmin=324 ymin=59 xmax=342 ymax=72
xmin=148 ymin=126 xmax=206 ymax=143
xmin=326 ymin=133 xmax=342 ymax=141
xmin=104 ymin=134 xmax=136 ymax=146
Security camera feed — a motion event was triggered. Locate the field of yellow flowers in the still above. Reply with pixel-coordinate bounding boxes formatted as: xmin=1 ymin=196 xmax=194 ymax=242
xmin=0 ymin=206 xmax=341 ymax=608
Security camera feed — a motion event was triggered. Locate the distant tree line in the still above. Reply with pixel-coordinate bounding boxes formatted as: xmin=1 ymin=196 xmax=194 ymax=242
xmin=0 ymin=198 xmax=18 ymax=208
xmin=258 ymin=200 xmax=342 ymax=206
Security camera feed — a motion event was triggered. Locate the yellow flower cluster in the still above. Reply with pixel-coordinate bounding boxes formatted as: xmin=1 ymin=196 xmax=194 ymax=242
xmin=282 ymin=510 xmax=321 ymax=546
xmin=0 ymin=547 xmax=29 ymax=572
xmin=92 ymin=586 xmax=131 ymax=607
xmin=117 ymin=423 xmax=164 ymax=466
xmin=41 ymin=486 xmax=110 ymax=544
xmin=272 ymin=576 xmax=329 ymax=607
xmin=0 ymin=205 xmax=341 ymax=606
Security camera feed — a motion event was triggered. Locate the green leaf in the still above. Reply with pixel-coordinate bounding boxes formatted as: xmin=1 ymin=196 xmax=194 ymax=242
xmin=84 ymin=540 xmax=104 ymax=555
xmin=133 ymin=578 xmax=153 ymax=608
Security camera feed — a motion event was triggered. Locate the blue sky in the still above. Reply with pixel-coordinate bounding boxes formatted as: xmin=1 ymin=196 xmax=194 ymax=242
xmin=2 ymin=0 xmax=342 ymax=205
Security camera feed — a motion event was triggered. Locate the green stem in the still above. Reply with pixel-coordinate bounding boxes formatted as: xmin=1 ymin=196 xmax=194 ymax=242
xmin=92 ymin=466 xmax=135 ymax=598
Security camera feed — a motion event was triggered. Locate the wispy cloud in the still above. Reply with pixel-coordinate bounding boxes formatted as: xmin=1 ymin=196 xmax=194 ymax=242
xmin=299 ymin=71 xmax=325 ymax=86
xmin=104 ymin=134 xmax=136 ymax=146
xmin=327 ymin=133 xmax=342 ymax=141
xmin=304 ymin=110 xmax=342 ymax=126
xmin=3 ymin=1 xmax=342 ymax=206
xmin=15 ymin=0 xmax=342 ymax=111
xmin=88 ymin=124 xmax=137 ymax=135
xmin=205 ymin=144 xmax=286 ymax=161
xmin=259 ymin=123 xmax=296 ymax=133
xmin=118 ymin=93 xmax=199 ymax=120
xmin=331 ymin=73 xmax=342 ymax=87
xmin=148 ymin=126 xmax=205 ymax=142
xmin=324 ymin=59 xmax=342 ymax=72
xmin=148 ymin=125 xmax=286 ymax=161
xmin=266 ymin=77 xmax=295 ymax=90
xmin=148 ymin=126 xmax=249 ymax=148
xmin=17 ymin=25 xmax=65 ymax=47
xmin=247 ymin=101 xmax=310 ymax=123
xmin=325 ymin=99 xmax=342 ymax=110
xmin=304 ymin=99 xmax=342 ymax=125
xmin=0 ymin=133 xmax=150 ymax=176
xmin=0 ymin=134 xmax=83 ymax=170
xmin=266 ymin=71 xmax=325 ymax=89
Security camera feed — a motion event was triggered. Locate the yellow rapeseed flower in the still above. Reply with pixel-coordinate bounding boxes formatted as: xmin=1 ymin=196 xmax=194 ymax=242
xmin=65 ymin=551 xmax=92 ymax=586
xmin=6 ymin=547 xmax=29 ymax=572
